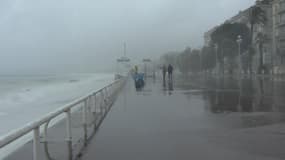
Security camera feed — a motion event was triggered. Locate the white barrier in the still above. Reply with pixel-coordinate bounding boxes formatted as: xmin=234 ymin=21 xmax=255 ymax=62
xmin=0 ymin=78 xmax=125 ymax=160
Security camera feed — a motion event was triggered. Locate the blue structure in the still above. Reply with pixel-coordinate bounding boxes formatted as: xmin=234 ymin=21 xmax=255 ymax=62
xmin=133 ymin=73 xmax=145 ymax=89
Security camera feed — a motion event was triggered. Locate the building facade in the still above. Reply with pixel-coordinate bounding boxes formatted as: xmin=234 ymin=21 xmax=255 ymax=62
xmin=272 ymin=0 xmax=285 ymax=73
xmin=204 ymin=0 xmax=276 ymax=74
xmin=255 ymin=0 xmax=274 ymax=73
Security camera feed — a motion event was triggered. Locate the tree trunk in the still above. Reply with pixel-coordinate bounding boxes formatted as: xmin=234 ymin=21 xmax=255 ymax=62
xmin=250 ymin=24 xmax=254 ymax=44
xmin=258 ymin=43 xmax=264 ymax=74
xmin=220 ymin=48 xmax=224 ymax=75
xmin=249 ymin=47 xmax=254 ymax=75
xmin=250 ymin=22 xmax=254 ymax=75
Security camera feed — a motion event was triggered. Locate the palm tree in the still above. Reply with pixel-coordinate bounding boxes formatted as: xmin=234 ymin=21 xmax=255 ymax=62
xmin=248 ymin=5 xmax=267 ymax=73
xmin=249 ymin=6 xmax=266 ymax=41
xmin=255 ymin=32 xmax=269 ymax=74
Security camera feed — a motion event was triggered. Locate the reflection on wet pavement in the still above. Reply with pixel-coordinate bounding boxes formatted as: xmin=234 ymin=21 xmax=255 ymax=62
xmin=81 ymin=75 xmax=285 ymax=160
xmin=176 ymin=76 xmax=285 ymax=112
xmin=134 ymin=75 xmax=285 ymax=131
xmin=174 ymin=75 xmax=285 ymax=128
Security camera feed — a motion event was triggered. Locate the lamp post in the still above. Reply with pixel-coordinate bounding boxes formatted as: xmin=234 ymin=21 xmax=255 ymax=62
xmin=214 ymin=44 xmax=219 ymax=106
xmin=236 ymin=35 xmax=243 ymax=112
xmin=214 ymin=44 xmax=218 ymax=75
xmin=236 ymin=35 xmax=243 ymax=76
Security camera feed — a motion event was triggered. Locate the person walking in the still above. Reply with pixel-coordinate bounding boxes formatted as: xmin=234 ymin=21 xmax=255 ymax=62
xmin=162 ymin=65 xmax=167 ymax=83
xmin=134 ymin=65 xmax=138 ymax=74
xmin=168 ymin=64 xmax=173 ymax=81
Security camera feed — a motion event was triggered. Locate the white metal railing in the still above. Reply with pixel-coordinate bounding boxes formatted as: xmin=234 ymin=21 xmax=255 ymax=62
xmin=0 ymin=78 xmax=125 ymax=160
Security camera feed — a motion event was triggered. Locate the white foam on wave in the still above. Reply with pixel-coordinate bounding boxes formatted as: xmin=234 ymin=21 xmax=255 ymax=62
xmin=0 ymin=73 xmax=113 ymax=108
xmin=0 ymin=73 xmax=114 ymax=133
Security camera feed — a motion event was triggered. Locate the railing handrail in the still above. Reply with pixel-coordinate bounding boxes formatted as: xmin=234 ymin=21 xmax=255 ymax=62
xmin=0 ymin=79 xmax=122 ymax=149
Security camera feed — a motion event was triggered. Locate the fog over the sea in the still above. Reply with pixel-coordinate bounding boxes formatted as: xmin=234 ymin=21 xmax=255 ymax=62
xmin=0 ymin=0 xmax=255 ymax=74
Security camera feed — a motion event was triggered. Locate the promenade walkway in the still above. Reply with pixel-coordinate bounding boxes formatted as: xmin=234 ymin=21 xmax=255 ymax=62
xmin=78 ymin=77 xmax=285 ymax=160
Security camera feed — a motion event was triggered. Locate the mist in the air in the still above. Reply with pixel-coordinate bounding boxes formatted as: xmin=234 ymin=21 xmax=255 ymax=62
xmin=0 ymin=0 xmax=255 ymax=75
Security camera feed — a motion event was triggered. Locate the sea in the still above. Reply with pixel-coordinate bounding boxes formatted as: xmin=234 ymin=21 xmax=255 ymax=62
xmin=0 ymin=73 xmax=115 ymax=158
xmin=0 ymin=73 xmax=114 ymax=138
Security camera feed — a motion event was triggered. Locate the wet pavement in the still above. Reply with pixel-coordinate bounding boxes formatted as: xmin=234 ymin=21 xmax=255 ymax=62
xmin=79 ymin=75 xmax=285 ymax=160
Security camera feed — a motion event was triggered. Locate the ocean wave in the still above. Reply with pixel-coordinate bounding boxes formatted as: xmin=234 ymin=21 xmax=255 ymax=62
xmin=0 ymin=73 xmax=113 ymax=127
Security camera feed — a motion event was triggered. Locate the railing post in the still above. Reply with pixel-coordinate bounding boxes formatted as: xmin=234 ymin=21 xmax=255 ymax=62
xmin=92 ymin=94 xmax=97 ymax=130
xmin=43 ymin=121 xmax=53 ymax=160
xmin=109 ymin=84 xmax=113 ymax=100
xmin=105 ymin=87 xmax=108 ymax=98
xmin=89 ymin=95 xmax=92 ymax=114
xmin=83 ymin=100 xmax=88 ymax=146
xmin=100 ymin=91 xmax=105 ymax=115
xmin=65 ymin=109 xmax=73 ymax=160
xmin=87 ymin=97 xmax=91 ymax=113
xmin=33 ymin=127 xmax=40 ymax=160
xmin=93 ymin=94 xmax=97 ymax=114
xmin=105 ymin=87 xmax=110 ymax=109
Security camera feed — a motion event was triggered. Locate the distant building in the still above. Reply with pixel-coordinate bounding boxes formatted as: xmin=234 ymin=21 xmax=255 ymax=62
xmin=272 ymin=0 xmax=285 ymax=73
xmin=203 ymin=7 xmax=252 ymax=47
xmin=227 ymin=9 xmax=251 ymax=25
xmin=203 ymin=8 xmax=252 ymax=74
xmin=204 ymin=0 xmax=275 ymax=74
xmin=255 ymin=0 xmax=274 ymax=73
xmin=203 ymin=8 xmax=251 ymax=47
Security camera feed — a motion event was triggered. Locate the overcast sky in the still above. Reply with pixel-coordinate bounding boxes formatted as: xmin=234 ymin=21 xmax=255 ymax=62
xmin=0 ymin=0 xmax=255 ymax=74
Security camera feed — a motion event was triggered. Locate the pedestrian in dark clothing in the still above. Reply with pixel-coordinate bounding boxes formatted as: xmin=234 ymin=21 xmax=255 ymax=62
xmin=162 ymin=65 xmax=167 ymax=83
xmin=168 ymin=64 xmax=173 ymax=81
